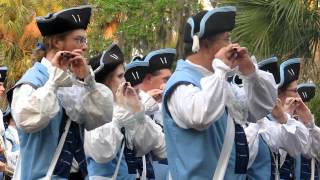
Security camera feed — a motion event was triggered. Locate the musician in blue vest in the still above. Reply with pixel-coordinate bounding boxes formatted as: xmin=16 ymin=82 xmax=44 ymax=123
xmin=295 ymin=83 xmax=320 ymax=180
xmin=133 ymin=48 xmax=176 ymax=180
xmin=239 ymin=57 xmax=310 ymax=180
xmin=139 ymin=48 xmax=175 ymax=126
xmin=162 ymin=6 xmax=277 ymax=180
xmin=257 ymin=58 xmax=313 ymax=180
xmin=275 ymin=58 xmax=315 ymax=180
xmin=84 ymin=46 xmax=166 ymax=180
xmin=7 ymin=6 xmax=114 ymax=180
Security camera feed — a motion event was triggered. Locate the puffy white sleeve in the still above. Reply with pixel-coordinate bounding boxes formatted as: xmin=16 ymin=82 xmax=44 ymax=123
xmin=167 ymin=59 xmax=277 ymax=131
xmin=85 ymin=105 xmax=166 ymax=163
xmin=133 ymin=115 xmax=166 ymax=159
xmin=258 ymin=115 xmax=309 ymax=157
xmin=114 ymin=105 xmax=166 ymax=159
xmin=11 ymin=66 xmax=114 ymax=133
xmin=11 ymin=67 xmax=71 ymax=133
xmin=59 ymin=68 xmax=114 ymax=130
xmin=84 ymin=121 xmax=123 ymax=163
xmin=308 ymin=124 xmax=320 ymax=161
xmin=240 ymin=69 xmax=277 ymax=122
xmin=167 ymin=59 xmax=232 ymax=131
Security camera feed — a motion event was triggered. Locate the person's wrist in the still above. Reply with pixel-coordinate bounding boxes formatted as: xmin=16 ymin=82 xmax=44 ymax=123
xmin=277 ymin=112 xmax=288 ymax=124
xmin=239 ymin=61 xmax=255 ymax=76
xmin=130 ymin=103 xmax=142 ymax=113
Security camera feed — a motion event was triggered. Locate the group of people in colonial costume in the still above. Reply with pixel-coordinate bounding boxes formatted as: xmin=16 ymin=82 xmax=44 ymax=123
xmin=0 ymin=3 xmax=318 ymax=180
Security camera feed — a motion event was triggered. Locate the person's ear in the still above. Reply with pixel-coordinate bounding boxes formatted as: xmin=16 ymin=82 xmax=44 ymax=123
xmin=52 ymin=36 xmax=64 ymax=50
xmin=143 ymin=74 xmax=153 ymax=84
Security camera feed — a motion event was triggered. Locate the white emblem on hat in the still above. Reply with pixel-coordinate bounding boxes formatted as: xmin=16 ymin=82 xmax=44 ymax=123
xmin=160 ymin=57 xmax=167 ymax=64
xmin=288 ymin=68 xmax=295 ymax=76
xmin=110 ymin=54 xmax=119 ymax=60
xmin=302 ymin=92 xmax=307 ymax=99
xmin=131 ymin=71 xmax=140 ymax=80
xmin=71 ymin=14 xmax=81 ymax=23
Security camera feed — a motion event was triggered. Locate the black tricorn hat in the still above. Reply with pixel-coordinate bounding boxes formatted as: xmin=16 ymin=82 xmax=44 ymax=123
xmin=143 ymin=48 xmax=176 ymax=73
xmin=297 ymin=83 xmax=316 ymax=102
xmin=124 ymin=56 xmax=149 ymax=87
xmin=258 ymin=57 xmax=280 ymax=84
xmin=184 ymin=6 xmax=236 ymax=52
xmin=36 ymin=5 xmax=92 ymax=36
xmin=89 ymin=44 xmax=124 ymax=83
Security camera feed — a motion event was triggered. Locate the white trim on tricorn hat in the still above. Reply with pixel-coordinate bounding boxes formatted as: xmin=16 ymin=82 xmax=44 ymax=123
xmin=278 ymin=58 xmax=300 ymax=89
xmin=143 ymin=48 xmax=176 ymax=73
xmin=124 ymin=58 xmax=149 ymax=87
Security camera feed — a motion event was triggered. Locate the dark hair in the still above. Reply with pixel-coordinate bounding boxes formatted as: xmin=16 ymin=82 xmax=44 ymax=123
xmin=150 ymin=70 xmax=162 ymax=76
xmin=278 ymin=81 xmax=293 ymax=95
xmin=183 ymin=43 xmax=193 ymax=58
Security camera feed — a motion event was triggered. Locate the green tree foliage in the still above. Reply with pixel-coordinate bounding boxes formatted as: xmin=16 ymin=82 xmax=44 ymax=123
xmin=87 ymin=0 xmax=199 ymax=60
xmin=0 ymin=0 xmax=199 ymax=106
xmin=221 ymin=0 xmax=320 ymax=61
xmin=220 ymin=0 xmax=320 ymax=124
xmin=88 ymin=0 xmax=178 ymax=60
xmin=309 ymin=87 xmax=320 ymax=125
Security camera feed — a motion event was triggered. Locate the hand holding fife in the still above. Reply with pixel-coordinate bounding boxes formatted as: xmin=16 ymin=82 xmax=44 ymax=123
xmin=283 ymin=97 xmax=300 ymax=116
xmin=116 ymin=82 xmax=142 ymax=112
xmin=51 ymin=49 xmax=89 ymax=79
xmin=292 ymin=98 xmax=313 ymax=125
xmin=215 ymin=44 xmax=255 ymax=75
xmin=215 ymin=44 xmax=238 ymax=69
xmin=232 ymin=46 xmax=256 ymax=76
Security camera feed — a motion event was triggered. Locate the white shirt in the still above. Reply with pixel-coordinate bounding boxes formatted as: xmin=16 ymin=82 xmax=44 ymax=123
xmin=167 ymin=59 xmax=277 ymax=131
xmin=245 ymin=115 xmax=310 ymax=168
xmin=139 ymin=90 xmax=163 ymax=126
xmin=309 ymin=125 xmax=320 ymax=161
xmin=166 ymin=58 xmax=277 ymax=169
xmin=11 ymin=58 xmax=114 ymax=132
xmin=84 ymin=103 xmax=166 ymax=164
xmin=302 ymin=120 xmax=320 ymax=161
xmin=11 ymin=58 xmax=114 ymax=172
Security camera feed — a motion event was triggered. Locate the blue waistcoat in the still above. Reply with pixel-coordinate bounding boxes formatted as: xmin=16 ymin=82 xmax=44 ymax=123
xmin=295 ymin=155 xmax=319 ymax=180
xmin=162 ymin=60 xmax=247 ymax=180
xmin=9 ymin=62 xmax=86 ymax=180
xmin=87 ymin=152 xmax=136 ymax=180
xmin=246 ymin=135 xmax=272 ymax=180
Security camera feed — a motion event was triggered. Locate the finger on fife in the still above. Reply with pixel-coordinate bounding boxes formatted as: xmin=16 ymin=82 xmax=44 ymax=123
xmin=60 ymin=52 xmax=75 ymax=59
